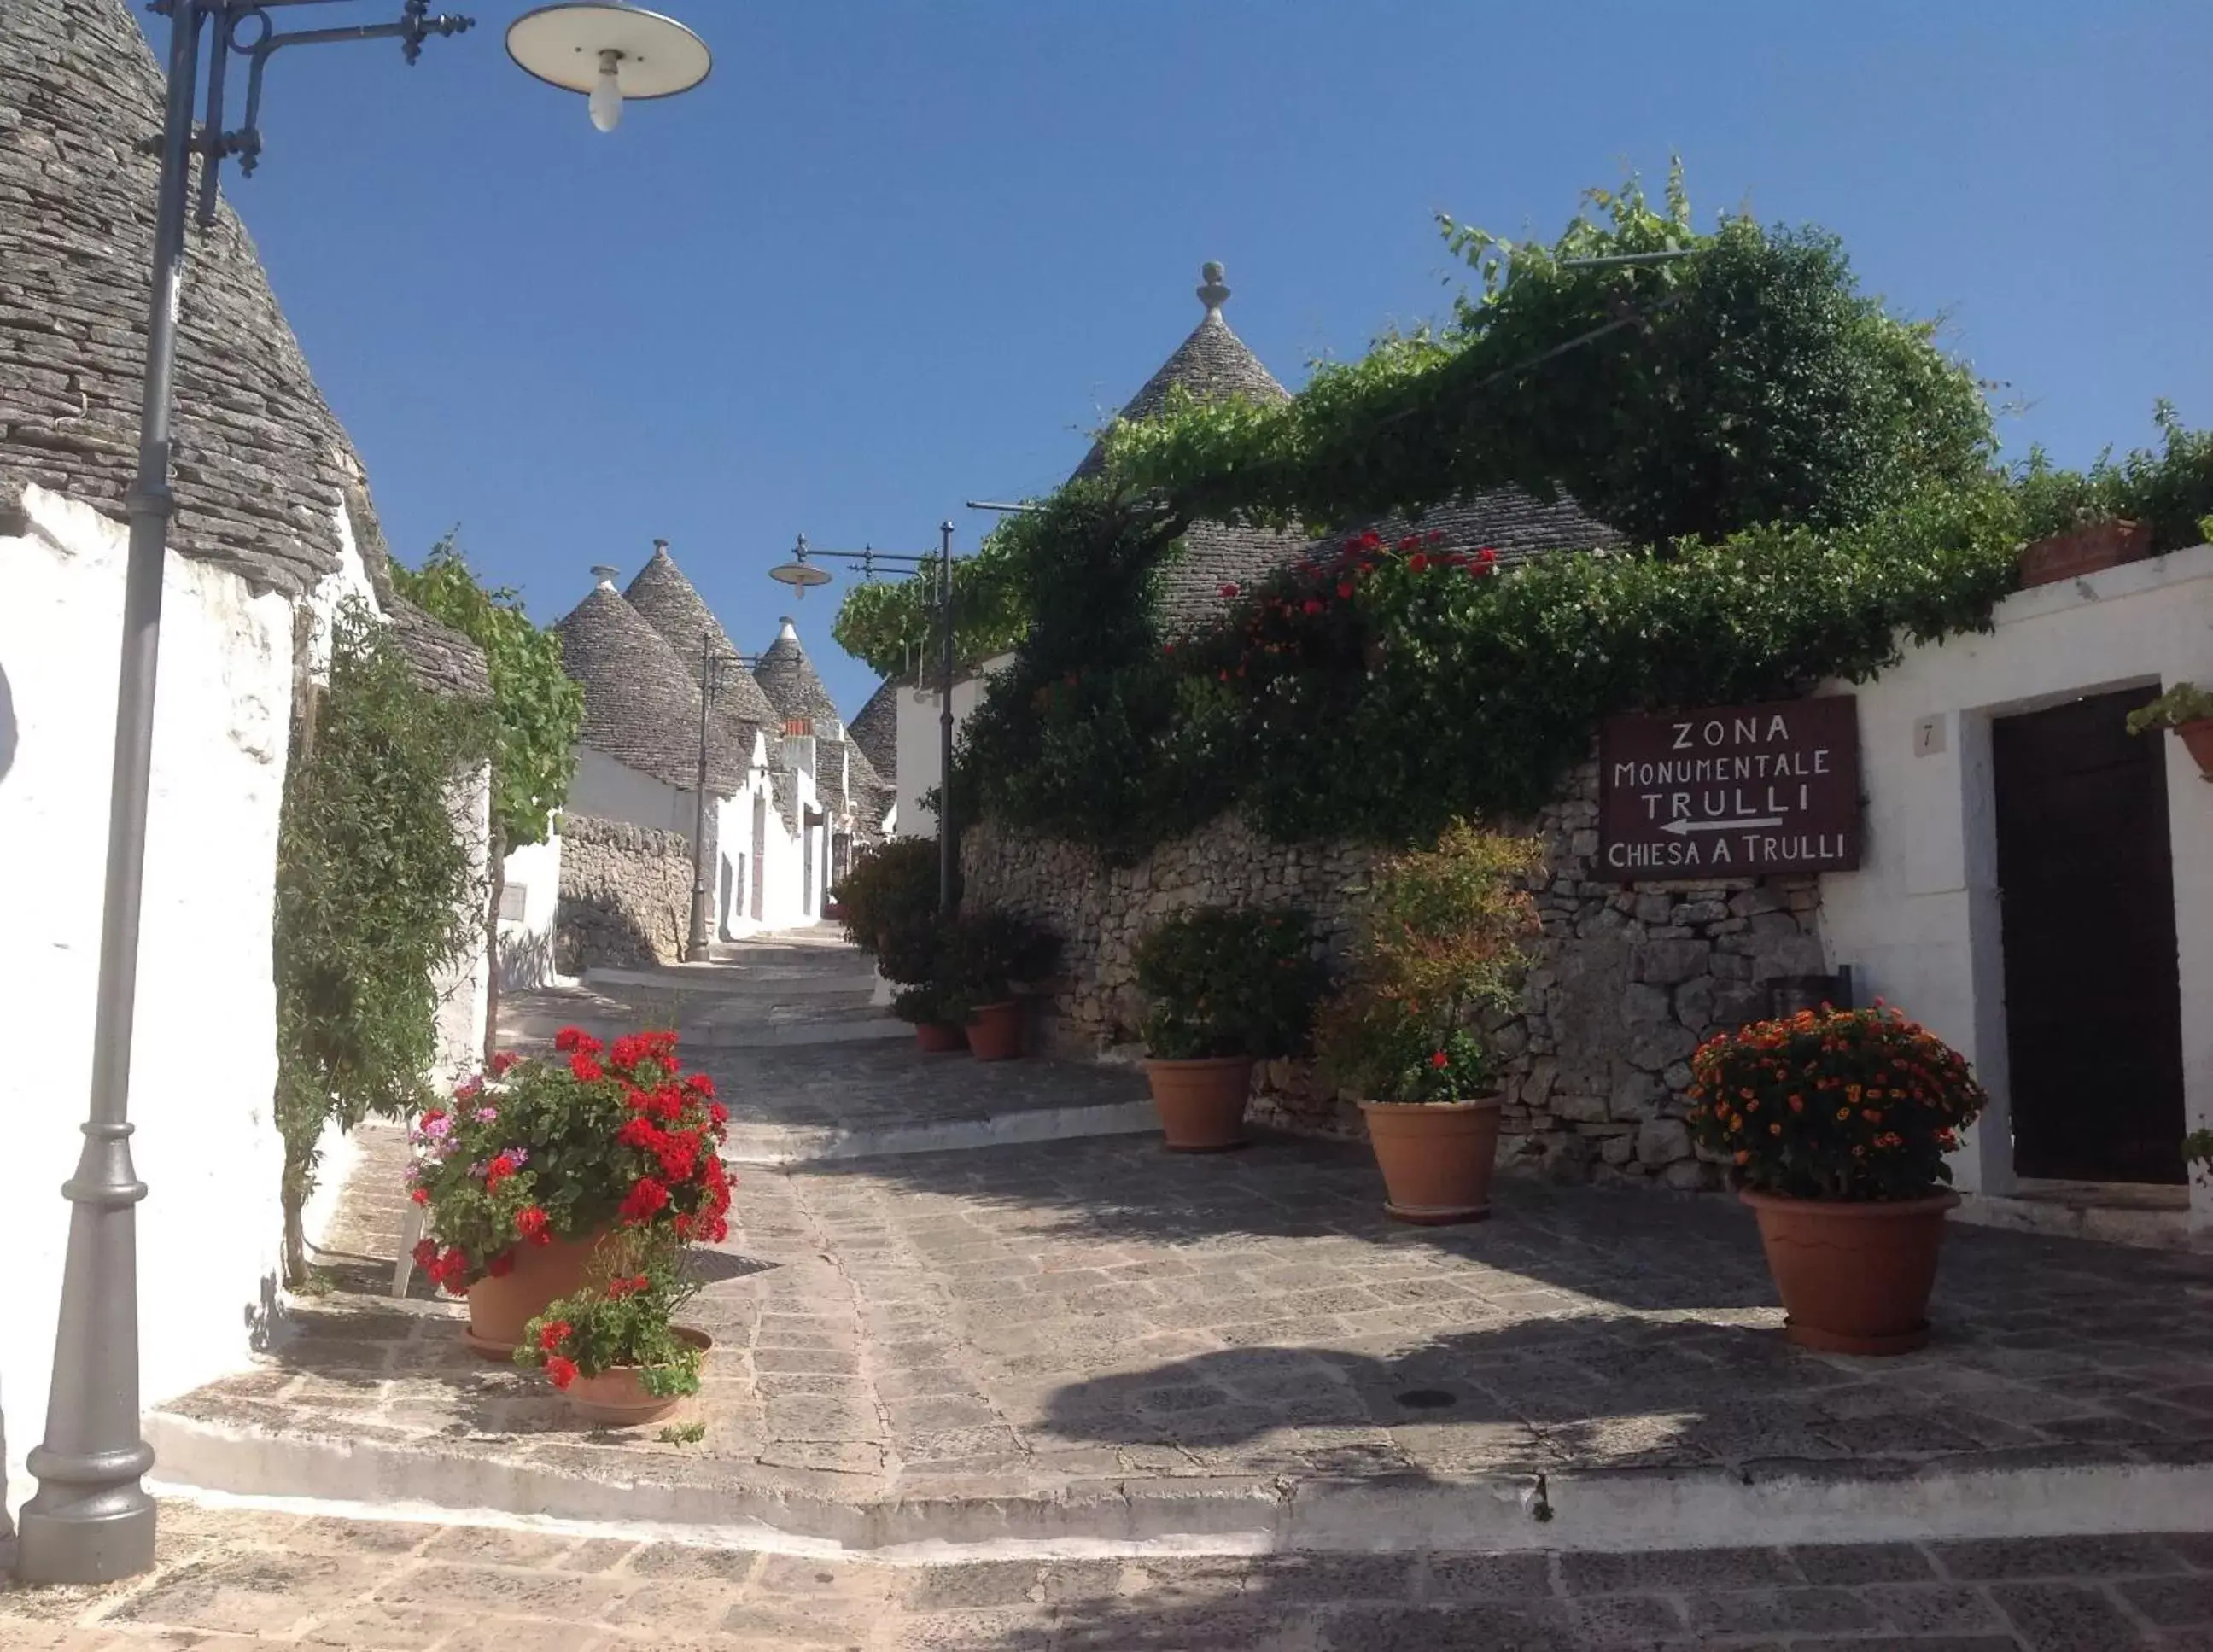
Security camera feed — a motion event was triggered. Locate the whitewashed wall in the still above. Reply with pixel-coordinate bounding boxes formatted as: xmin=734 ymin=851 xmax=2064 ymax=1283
xmin=429 ymin=761 xmax=493 ymax=1080
xmin=569 ymin=747 xmax=688 ymax=834
xmin=1818 ymin=543 xmax=2213 ymax=1234
xmin=0 ymin=485 xmax=361 ymax=1517
xmin=894 ymin=653 xmax=1013 ymax=838
xmin=499 ymin=830 xmax=563 ymax=989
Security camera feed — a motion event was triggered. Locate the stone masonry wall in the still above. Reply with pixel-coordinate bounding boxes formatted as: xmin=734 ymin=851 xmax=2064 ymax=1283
xmin=961 ymin=756 xmax=1829 ymax=1190
xmin=555 ymin=814 xmax=692 ymax=972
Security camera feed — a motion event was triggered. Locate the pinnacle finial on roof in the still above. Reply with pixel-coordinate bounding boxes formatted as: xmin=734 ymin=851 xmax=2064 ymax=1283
xmin=591 ymin=563 xmax=620 ymax=589
xmin=652 ymin=537 xmax=670 ymax=556
xmin=1198 ymin=261 xmax=1229 ymax=316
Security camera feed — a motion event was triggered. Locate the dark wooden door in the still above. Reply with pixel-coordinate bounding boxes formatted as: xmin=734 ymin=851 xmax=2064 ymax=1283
xmin=1994 ymin=688 xmax=2186 ymax=1183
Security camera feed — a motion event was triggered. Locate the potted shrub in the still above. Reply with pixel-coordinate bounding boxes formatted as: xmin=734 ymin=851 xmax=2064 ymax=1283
xmin=944 ymin=909 xmax=1060 ymax=1062
xmin=1686 ymin=1003 xmax=1989 ymax=1356
xmin=891 ymin=980 xmax=970 ymax=1054
xmin=2126 ymin=681 xmax=2213 ymax=781
xmin=407 ymin=1026 xmax=733 ymax=1357
xmin=1317 ymin=825 xmax=1543 ymax=1223
xmin=516 ymin=1230 xmax=709 ymax=1427
xmin=1132 ymin=907 xmax=1323 ymax=1151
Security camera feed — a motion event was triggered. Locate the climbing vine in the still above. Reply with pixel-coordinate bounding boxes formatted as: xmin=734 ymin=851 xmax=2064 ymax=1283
xmin=273 ymin=603 xmax=491 ymax=1285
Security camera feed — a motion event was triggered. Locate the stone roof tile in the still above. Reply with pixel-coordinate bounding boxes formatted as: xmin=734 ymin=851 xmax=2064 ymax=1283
xmin=848 ymin=679 xmax=899 ymax=782
xmin=622 ymin=543 xmax=780 ymax=731
xmin=554 ymin=581 xmax=746 ymax=794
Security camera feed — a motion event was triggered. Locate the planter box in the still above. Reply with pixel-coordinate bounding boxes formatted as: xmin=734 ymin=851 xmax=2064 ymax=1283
xmin=2018 ymin=519 xmax=2152 ymax=588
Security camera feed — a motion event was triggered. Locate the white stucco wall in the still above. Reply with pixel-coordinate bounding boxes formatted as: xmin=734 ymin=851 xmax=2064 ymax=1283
xmin=1817 ymin=544 xmax=2213 ymax=1232
xmin=569 ymin=746 xmax=689 ymax=834
xmin=895 ymin=652 xmax=1013 ymax=838
xmin=0 ymin=485 xmax=336 ymax=1517
xmin=499 ymin=829 xmax=563 ymax=989
xmin=429 ymin=761 xmax=493 ymax=1080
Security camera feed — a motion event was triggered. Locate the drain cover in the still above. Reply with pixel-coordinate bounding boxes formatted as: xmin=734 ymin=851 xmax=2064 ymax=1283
xmin=1394 ymin=1388 xmax=1458 ymax=1410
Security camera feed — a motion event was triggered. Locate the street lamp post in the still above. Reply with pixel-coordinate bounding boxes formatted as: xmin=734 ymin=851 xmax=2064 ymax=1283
xmin=768 ymin=523 xmax=959 ymax=914
xmin=15 ymin=0 xmax=709 ymax=1587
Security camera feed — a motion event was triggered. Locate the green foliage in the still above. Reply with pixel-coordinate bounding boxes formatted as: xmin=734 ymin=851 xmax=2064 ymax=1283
xmin=1111 ymin=166 xmax=1992 ymax=546
xmin=1685 ymin=1005 xmax=1989 ymax=1200
xmin=1317 ymin=826 xmax=1543 ymax=1103
xmin=832 ymin=837 xmax=946 ymax=984
xmin=274 ymin=604 xmax=490 ymax=1283
xmin=1132 ymin=907 xmax=1324 ymax=1060
xmin=516 ymin=1229 xmax=704 ymax=1396
xmin=393 ymin=533 xmax=584 ymax=851
xmin=2127 ymin=682 xmax=2213 ymax=734
xmin=831 ymin=525 xmax=1031 ymax=680
xmin=2186 ymin=1129 xmax=2213 ymax=1185
xmin=941 ymin=908 xmax=1060 ymax=1008
xmin=2012 ymin=403 xmax=2213 ymax=554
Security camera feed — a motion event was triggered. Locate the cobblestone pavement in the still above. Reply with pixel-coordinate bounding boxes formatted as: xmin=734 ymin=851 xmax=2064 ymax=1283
xmin=6 ymin=1502 xmax=2213 ymax=1649
xmin=156 ymin=1127 xmax=2213 ymax=1527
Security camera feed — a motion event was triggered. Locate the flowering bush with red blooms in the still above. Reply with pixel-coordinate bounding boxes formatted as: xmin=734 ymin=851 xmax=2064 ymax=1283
xmin=516 ymin=1231 xmax=703 ymax=1399
xmin=1685 ymin=1004 xmax=1988 ymax=1201
xmin=406 ymin=1027 xmax=733 ymax=1293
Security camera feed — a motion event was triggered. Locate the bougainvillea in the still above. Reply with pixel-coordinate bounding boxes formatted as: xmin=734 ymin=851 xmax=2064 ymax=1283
xmin=1685 ymin=1004 xmax=1988 ymax=1201
xmin=407 ymin=1028 xmax=733 ymax=1293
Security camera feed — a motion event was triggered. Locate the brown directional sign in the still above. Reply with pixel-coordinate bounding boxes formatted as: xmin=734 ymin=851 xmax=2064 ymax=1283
xmin=1597 ymin=696 xmax=1861 ymax=879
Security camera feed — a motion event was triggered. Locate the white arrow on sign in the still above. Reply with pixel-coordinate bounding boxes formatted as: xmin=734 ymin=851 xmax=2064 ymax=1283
xmin=1661 ymin=815 xmax=1784 ymax=836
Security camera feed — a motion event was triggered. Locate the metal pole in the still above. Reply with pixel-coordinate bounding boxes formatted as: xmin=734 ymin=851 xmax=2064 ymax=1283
xmin=15 ymin=0 xmax=205 ymax=1586
xmin=937 ymin=521 xmax=955 ymax=915
xmin=686 ymin=621 xmax=713 ymax=961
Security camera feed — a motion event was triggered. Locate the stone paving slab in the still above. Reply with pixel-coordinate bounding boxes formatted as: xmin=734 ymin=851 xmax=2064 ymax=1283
xmin=8 ymin=1501 xmax=2213 ymax=1649
xmin=153 ymin=1130 xmax=2213 ymax=1554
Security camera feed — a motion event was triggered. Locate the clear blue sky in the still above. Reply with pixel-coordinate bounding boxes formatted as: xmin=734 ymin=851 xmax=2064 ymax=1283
xmin=178 ymin=0 xmax=2211 ymax=721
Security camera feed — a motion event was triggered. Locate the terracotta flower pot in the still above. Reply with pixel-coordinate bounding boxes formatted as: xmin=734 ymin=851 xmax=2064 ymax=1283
xmin=2017 ymin=517 xmax=2152 ymax=588
xmin=464 ymin=1225 xmax=613 ymax=1359
xmin=560 ymin=1328 xmax=712 ymax=1427
xmin=1145 ymin=1057 xmax=1255 ymax=1153
xmin=966 ymin=1000 xmax=1025 ymax=1062
xmin=1359 ymin=1097 xmax=1502 ymax=1224
xmin=914 ymin=1021 xmax=968 ymax=1054
xmin=1740 ymin=1188 xmax=1959 ymax=1356
xmin=2177 ymin=718 xmax=2213 ymax=781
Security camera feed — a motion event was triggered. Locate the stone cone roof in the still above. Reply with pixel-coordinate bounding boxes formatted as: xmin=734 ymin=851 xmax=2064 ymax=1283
xmin=555 ymin=581 xmax=745 ymax=794
xmin=848 ymin=680 xmax=899 ymax=782
xmin=754 ymin=618 xmax=844 ymax=734
xmin=622 ymin=544 xmax=780 ymax=731
xmin=0 ymin=0 xmax=369 ymax=597
xmin=1071 ymin=263 xmax=1290 ymax=482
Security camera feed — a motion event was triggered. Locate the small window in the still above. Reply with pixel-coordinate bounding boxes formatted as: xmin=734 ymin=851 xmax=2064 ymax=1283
xmin=498 ymin=883 xmax=528 ymax=922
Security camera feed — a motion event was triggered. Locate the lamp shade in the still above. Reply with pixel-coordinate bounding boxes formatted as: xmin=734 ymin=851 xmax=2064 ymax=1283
xmin=506 ymin=3 xmax=711 ymax=102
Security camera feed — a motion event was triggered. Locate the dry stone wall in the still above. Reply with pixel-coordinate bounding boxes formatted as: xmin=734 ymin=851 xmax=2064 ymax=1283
xmin=961 ymin=758 xmax=1830 ymax=1189
xmin=555 ymin=814 xmax=692 ymax=972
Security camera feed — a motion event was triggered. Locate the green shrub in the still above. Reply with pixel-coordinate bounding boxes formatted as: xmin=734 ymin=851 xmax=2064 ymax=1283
xmin=833 ymin=837 xmax=945 ymax=984
xmin=2014 ymin=403 xmax=2213 ymax=554
xmin=942 ymin=909 xmax=1060 ymax=1010
xmin=1132 ymin=908 xmax=1324 ymax=1060
xmin=1316 ymin=826 xmax=1542 ymax=1103
xmin=2125 ymin=682 xmax=2213 ymax=734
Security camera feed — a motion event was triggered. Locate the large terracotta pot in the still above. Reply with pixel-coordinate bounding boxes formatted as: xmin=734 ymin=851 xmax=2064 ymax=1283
xmin=1740 ymin=1189 xmax=1959 ymax=1356
xmin=914 ymin=1021 xmax=968 ymax=1054
xmin=1145 ymin=1057 xmax=1255 ymax=1153
xmin=966 ymin=1000 xmax=1025 ymax=1062
xmin=562 ymin=1328 xmax=713 ymax=1427
xmin=2177 ymin=719 xmax=2213 ymax=782
xmin=2017 ymin=517 xmax=2151 ymax=587
xmin=464 ymin=1225 xmax=614 ymax=1359
xmin=1359 ymin=1097 xmax=1501 ymax=1225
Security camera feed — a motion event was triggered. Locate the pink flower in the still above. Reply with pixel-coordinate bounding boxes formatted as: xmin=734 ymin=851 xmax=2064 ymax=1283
xmin=1218 ymin=581 xmax=1241 ymax=598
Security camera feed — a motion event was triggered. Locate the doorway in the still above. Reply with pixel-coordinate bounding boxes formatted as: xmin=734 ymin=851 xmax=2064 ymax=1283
xmin=1993 ymin=687 xmax=2186 ymax=1183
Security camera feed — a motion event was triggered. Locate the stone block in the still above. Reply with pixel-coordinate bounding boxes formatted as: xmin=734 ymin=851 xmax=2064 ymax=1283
xmin=1620 ymin=983 xmax=1673 ymax=1024
xmin=1673 ymin=976 xmax=1718 ymax=1030
xmin=1626 ymin=1023 xmax=1698 ymax=1072
xmin=1632 ymin=937 xmax=1711 ymax=984
xmin=1661 ymin=1158 xmax=1710 ymax=1190
xmin=1609 ymin=1068 xmax=1664 ymax=1121
xmin=1633 ymin=893 xmax=1673 ymax=925
xmin=1635 ymin=1117 xmax=1690 ymax=1165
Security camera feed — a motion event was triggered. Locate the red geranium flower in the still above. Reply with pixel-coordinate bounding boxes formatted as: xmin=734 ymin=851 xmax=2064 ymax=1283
xmin=538 ymin=1319 xmax=572 ymax=1352
xmin=552 ymin=1027 xmax=599 ymax=1054
xmin=488 ymin=1051 xmax=520 ymax=1077
xmin=410 ymin=1187 xmax=429 ymax=1206
xmin=1218 ymin=581 xmax=1241 ymax=598
xmin=515 ymin=1205 xmax=551 ymax=1245
xmin=708 ymin=1102 xmax=729 ymax=1128
xmin=685 ymin=1072 xmax=715 ymax=1098
xmin=616 ymin=1116 xmax=662 ymax=1150
xmin=486 ymin=1249 xmax=516 ymax=1278
xmin=1430 ymin=1049 xmax=1450 ymax=1069
xmin=544 ymin=1356 xmax=578 ymax=1391
xmin=1409 ymin=553 xmax=1429 ymax=573
xmin=485 ymin=1153 xmax=519 ymax=1188
xmin=569 ymin=1053 xmax=605 ymax=1083
xmin=411 ymin=1238 xmax=439 ymax=1271
xmin=619 ymin=1176 xmax=671 ymax=1225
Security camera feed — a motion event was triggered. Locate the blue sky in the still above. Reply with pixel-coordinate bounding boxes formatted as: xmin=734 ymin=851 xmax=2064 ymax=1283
xmin=182 ymin=0 xmax=2211 ymax=720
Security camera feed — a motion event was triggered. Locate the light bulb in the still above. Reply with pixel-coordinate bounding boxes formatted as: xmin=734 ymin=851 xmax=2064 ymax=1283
xmin=588 ymin=49 xmax=623 ymax=132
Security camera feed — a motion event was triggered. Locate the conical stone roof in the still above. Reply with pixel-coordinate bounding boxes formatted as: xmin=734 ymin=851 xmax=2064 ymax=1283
xmin=1071 ymin=262 xmax=1289 ymax=482
xmin=754 ymin=617 xmax=845 ymax=735
xmin=622 ymin=543 xmax=780 ymax=730
xmin=555 ymin=578 xmax=746 ymax=794
xmin=848 ymin=679 xmax=899 ymax=782
xmin=0 ymin=0 xmax=371 ymax=597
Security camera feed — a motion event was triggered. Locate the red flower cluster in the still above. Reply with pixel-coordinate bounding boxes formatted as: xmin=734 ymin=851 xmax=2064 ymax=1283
xmin=620 ymin=1175 xmax=671 ymax=1224
xmin=412 ymin=1239 xmax=472 ymax=1295
xmin=605 ymin=1273 xmax=651 ymax=1299
xmin=544 ymin=1355 xmax=579 ymax=1390
xmin=537 ymin=1319 xmax=572 ymax=1352
xmin=515 ymin=1205 xmax=552 ymax=1245
xmin=485 ymin=1153 xmax=520 ymax=1189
